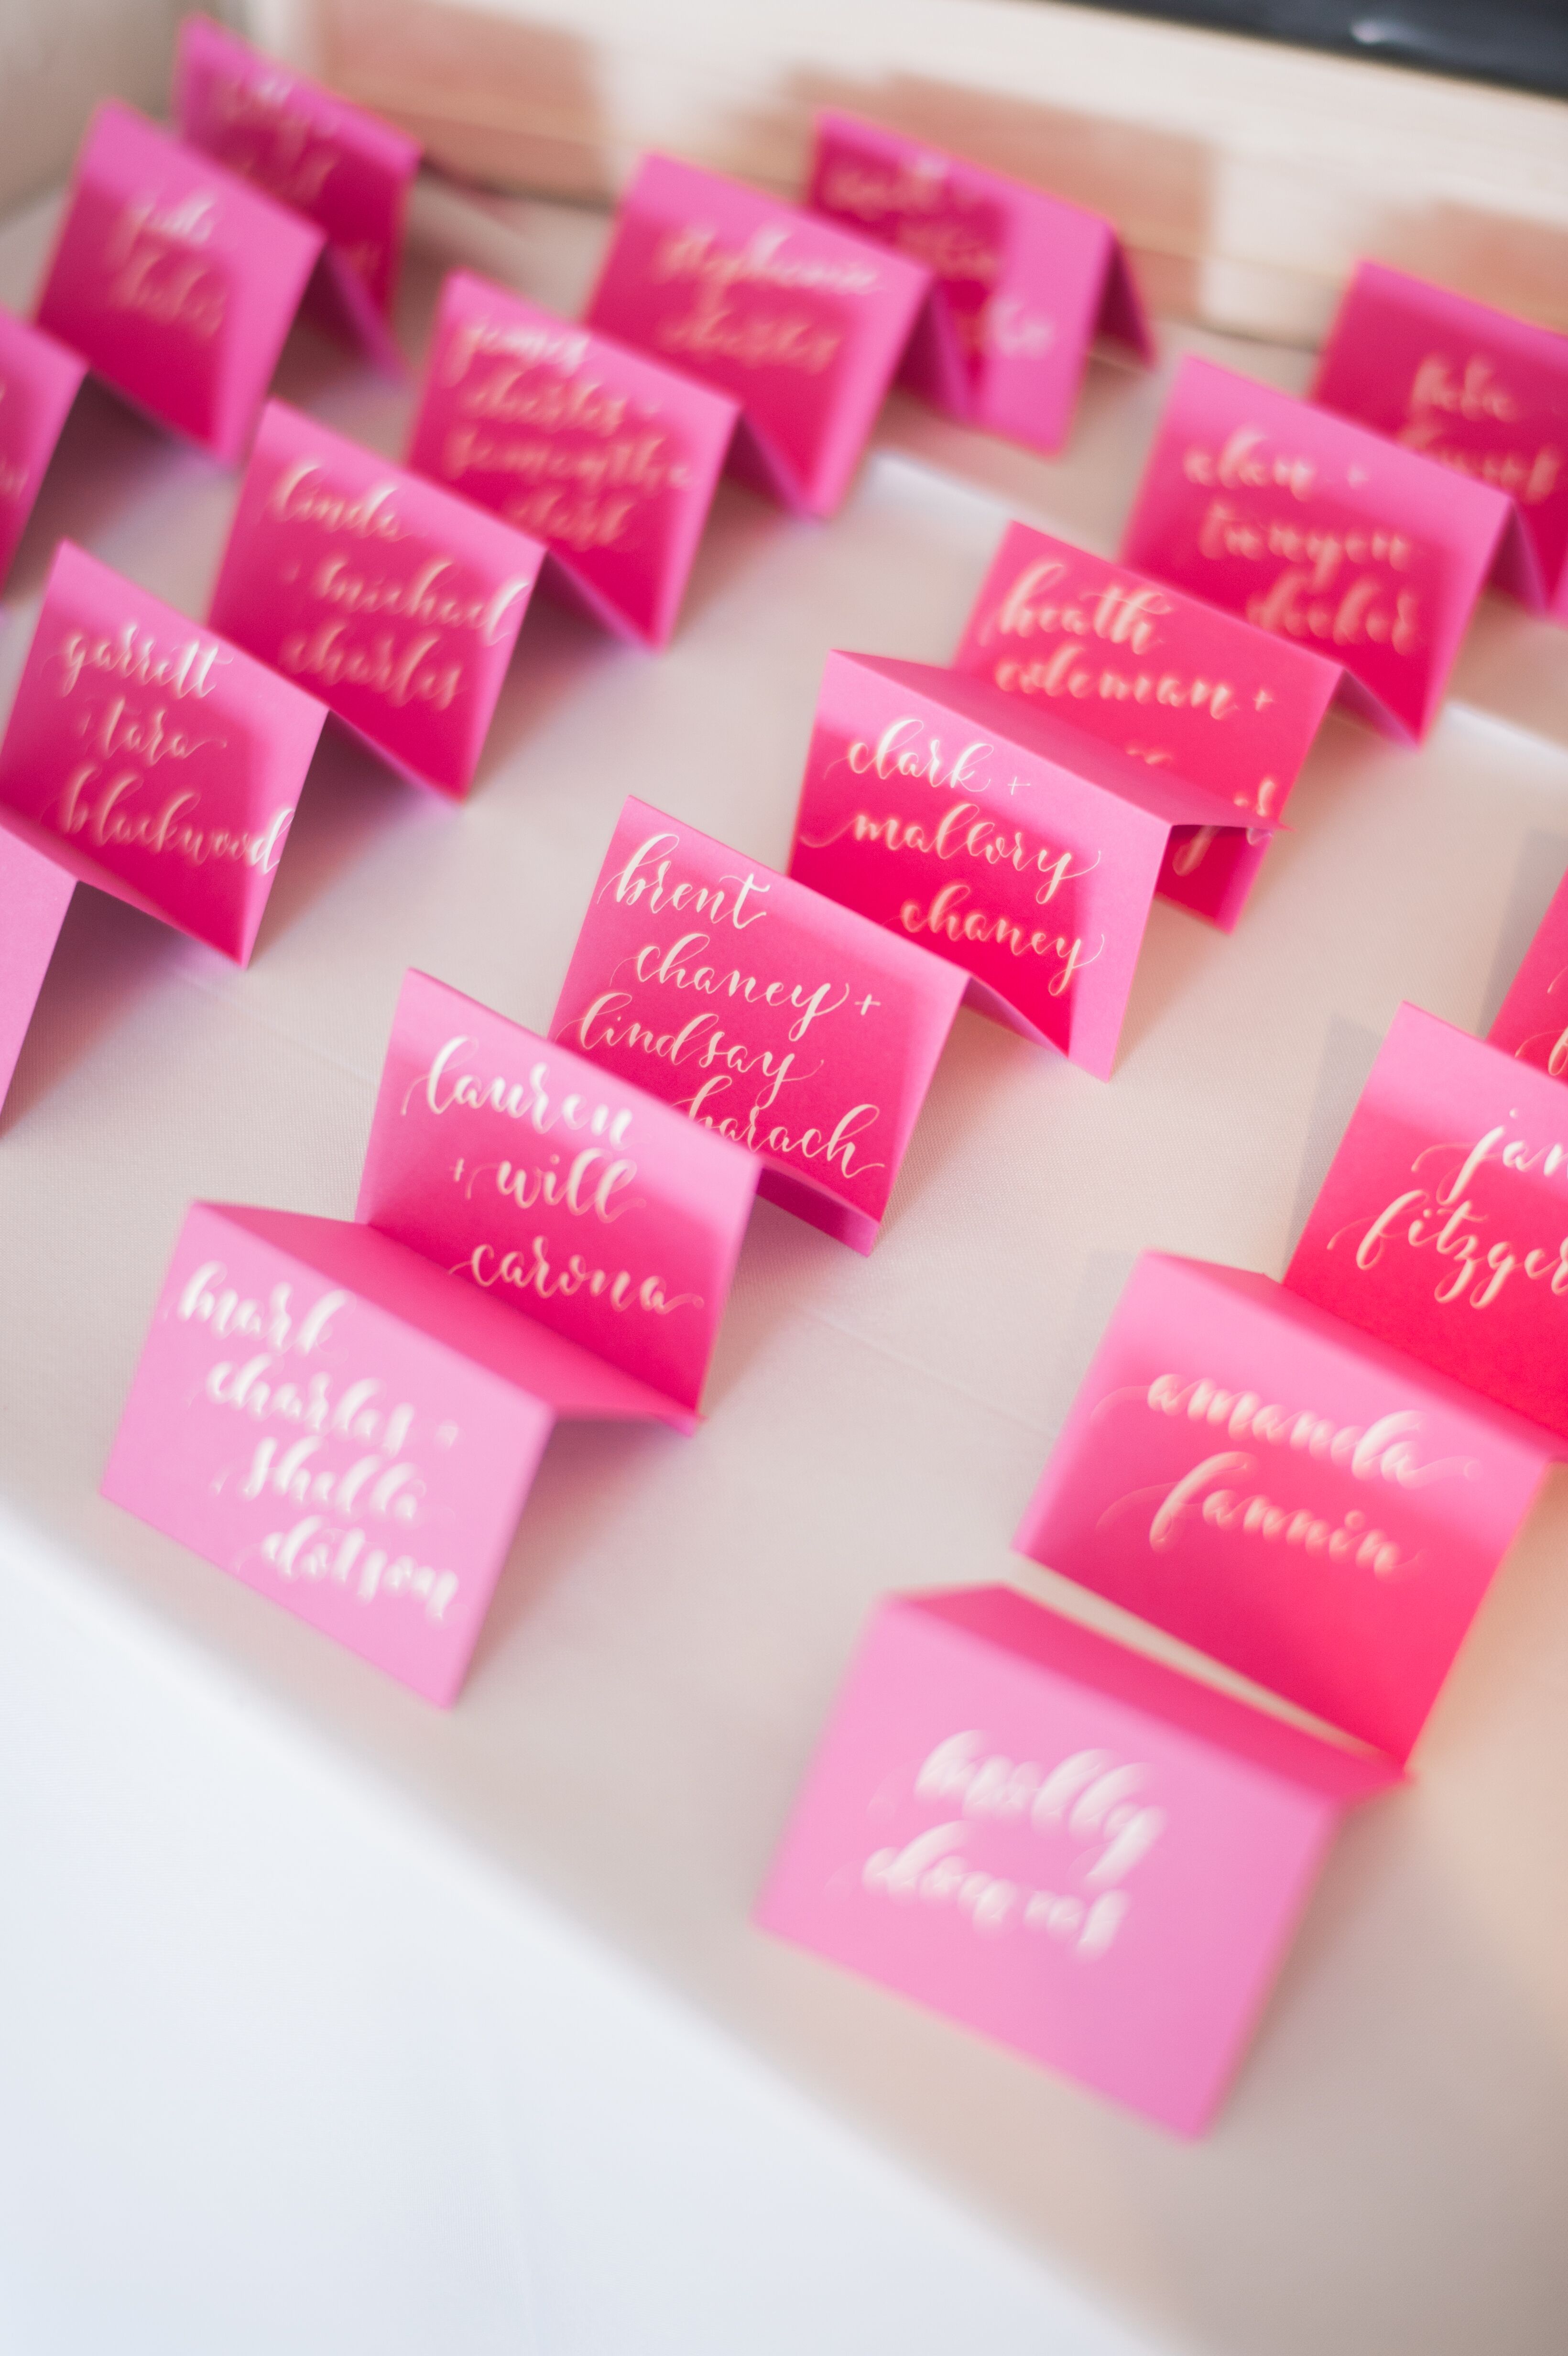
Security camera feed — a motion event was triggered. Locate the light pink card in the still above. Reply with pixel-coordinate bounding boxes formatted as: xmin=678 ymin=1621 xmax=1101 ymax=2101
xmin=357 ymin=968 xmax=759 ymax=1420
xmin=1121 ymin=356 xmax=1521 ymax=743
xmin=174 ymin=15 xmax=421 ymax=375
xmin=0 ymin=307 xmax=86 ymax=588
xmin=550 ymin=796 xmax=966 ymax=1252
xmin=758 ymin=1583 xmax=1397 ymax=2135
xmin=584 ymin=153 xmax=930 ymax=520
xmin=1015 ymin=1253 xmax=1551 ymax=1760
xmin=34 ymin=102 xmax=324 ymax=465
xmin=1312 ymin=262 xmax=1568 ymax=623
xmin=954 ymin=522 xmax=1341 ymax=930
xmin=1490 ymin=866 xmax=1568 ymax=1083
xmin=806 ymin=111 xmax=1152 ymax=457
xmin=788 ymin=653 xmax=1256 ymax=1079
xmin=208 ymin=400 xmax=543 ymax=796
xmin=0 ymin=816 xmax=77 ymax=1115
xmin=407 ymin=270 xmax=738 ymax=648
xmin=1286 ymin=1002 xmax=1568 ymax=1446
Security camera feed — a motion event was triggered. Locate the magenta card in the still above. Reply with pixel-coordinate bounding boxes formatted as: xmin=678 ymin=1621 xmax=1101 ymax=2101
xmin=0 ymin=539 xmax=326 ymax=961
xmin=1120 ymin=356 xmax=1519 ymax=743
xmin=1015 ymin=1253 xmax=1550 ymax=1760
xmin=550 ymin=796 xmax=966 ymax=1252
xmin=758 ymin=1583 xmax=1396 ymax=2134
xmin=584 ymin=153 xmax=929 ymax=519
xmin=806 ymin=110 xmax=1152 ymax=457
xmin=1312 ymin=262 xmax=1568 ymax=622
xmin=208 ymin=400 xmax=543 ymax=796
xmin=34 ymin=102 xmax=324 ymax=465
xmin=0 ymin=815 xmax=77 ymax=1114
xmin=954 ymin=521 xmax=1341 ymax=929
xmin=1286 ymin=1003 xmax=1568 ymax=1446
xmin=0 ymin=307 xmax=86 ymax=588
xmin=357 ymin=969 xmax=758 ymax=1418
xmin=788 ymin=653 xmax=1253 ymax=1079
xmin=1490 ymin=866 xmax=1568 ymax=1083
xmin=407 ymin=271 xmax=737 ymax=648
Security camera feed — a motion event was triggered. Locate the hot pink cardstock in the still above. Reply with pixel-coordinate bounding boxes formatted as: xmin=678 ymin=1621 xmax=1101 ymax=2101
xmin=174 ymin=15 xmax=420 ymax=373
xmin=585 ymin=153 xmax=930 ymax=519
xmin=1286 ymin=1003 xmax=1568 ymax=1446
xmin=407 ymin=270 xmax=738 ymax=648
xmin=357 ymin=969 xmax=759 ymax=1419
xmin=1015 ymin=1253 xmax=1550 ymax=1760
xmin=550 ymin=796 xmax=966 ymax=1252
xmin=1490 ymin=866 xmax=1568 ymax=1083
xmin=758 ymin=1583 xmax=1397 ymax=2135
xmin=1121 ymin=356 xmax=1521 ymax=743
xmin=34 ymin=102 xmax=324 ymax=465
xmin=954 ymin=522 xmax=1341 ymax=929
xmin=788 ymin=652 xmax=1256 ymax=1079
xmin=1312 ymin=262 xmax=1568 ymax=623
xmin=0 ymin=816 xmax=77 ymax=1114
xmin=208 ymin=400 xmax=543 ymax=796
xmin=806 ymin=110 xmax=1152 ymax=456
xmin=0 ymin=307 xmax=87 ymax=588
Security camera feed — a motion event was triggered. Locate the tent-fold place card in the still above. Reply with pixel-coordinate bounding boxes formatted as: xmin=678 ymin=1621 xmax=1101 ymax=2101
xmin=1014 ymin=1253 xmax=1552 ymax=1761
xmin=806 ymin=110 xmax=1152 ymax=456
xmin=585 ymin=154 xmax=930 ymax=519
xmin=1490 ymin=867 xmax=1568 ymax=1082
xmin=408 ymin=269 xmax=738 ymax=648
xmin=34 ymin=102 xmax=325 ymax=465
xmin=208 ymin=400 xmax=544 ymax=795
xmin=757 ymin=1583 xmax=1398 ymax=2135
xmin=1121 ymin=356 xmax=1521 ymax=743
xmin=1312 ymin=263 xmax=1568 ymax=623
xmin=174 ymin=13 xmax=420 ymax=374
xmin=788 ymin=652 xmax=1258 ymax=1078
xmin=954 ymin=522 xmax=1340 ymax=930
xmin=551 ymin=796 xmax=967 ymax=1253
xmin=0 ymin=307 xmax=87 ymax=588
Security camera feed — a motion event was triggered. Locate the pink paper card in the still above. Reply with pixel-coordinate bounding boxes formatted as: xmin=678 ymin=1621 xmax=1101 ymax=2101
xmin=806 ymin=110 xmax=1152 ymax=456
xmin=174 ymin=15 xmax=421 ymax=375
xmin=34 ymin=102 xmax=324 ymax=465
xmin=954 ymin=522 xmax=1341 ymax=929
xmin=407 ymin=271 xmax=738 ymax=649
xmin=357 ymin=968 xmax=759 ymax=1419
xmin=1312 ymin=262 xmax=1568 ymax=622
xmin=550 ymin=796 xmax=966 ymax=1252
xmin=0 ymin=307 xmax=87 ymax=588
xmin=584 ymin=153 xmax=930 ymax=519
xmin=0 ymin=538 xmax=326 ymax=962
xmin=208 ymin=399 xmax=543 ymax=796
xmin=1015 ymin=1253 xmax=1550 ymax=1760
xmin=0 ymin=815 xmax=77 ymax=1115
xmin=758 ymin=1583 xmax=1397 ymax=2135
xmin=1490 ymin=866 xmax=1568 ymax=1083
xmin=1286 ymin=1002 xmax=1568 ymax=1446
xmin=787 ymin=653 xmax=1257 ymax=1079
xmin=1120 ymin=356 xmax=1521 ymax=743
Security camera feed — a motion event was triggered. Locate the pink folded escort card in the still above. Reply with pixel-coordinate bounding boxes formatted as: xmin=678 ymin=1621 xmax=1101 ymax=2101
xmin=1312 ymin=262 xmax=1568 ymax=623
xmin=34 ymin=102 xmax=325 ymax=465
xmin=757 ymin=1583 xmax=1398 ymax=2135
xmin=1490 ymin=867 xmax=1568 ymax=1083
xmin=174 ymin=14 xmax=421 ymax=374
xmin=208 ymin=399 xmax=544 ymax=796
xmin=1286 ymin=1003 xmax=1568 ymax=1447
xmin=407 ymin=269 xmax=738 ymax=648
xmin=787 ymin=652 xmax=1258 ymax=1079
xmin=584 ymin=154 xmax=930 ymax=519
xmin=1014 ymin=1253 xmax=1552 ymax=1760
xmin=550 ymin=796 xmax=966 ymax=1252
xmin=954 ymin=521 xmax=1341 ymax=930
xmin=0 ymin=307 xmax=87 ymax=588
xmin=0 ymin=539 xmax=325 ymax=1114
xmin=806 ymin=110 xmax=1152 ymax=456
xmin=1121 ymin=356 xmax=1523 ymax=743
